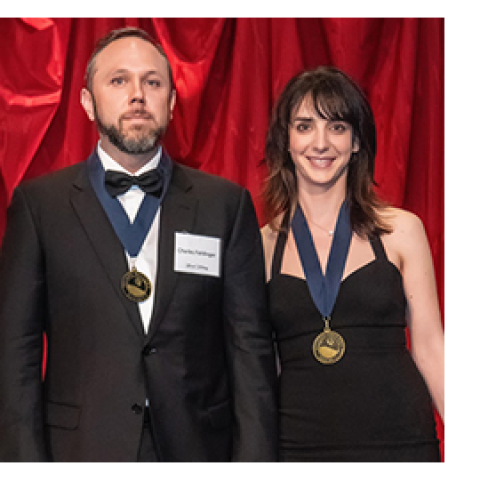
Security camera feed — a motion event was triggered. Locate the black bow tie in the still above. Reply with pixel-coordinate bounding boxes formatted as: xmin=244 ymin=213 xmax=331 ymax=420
xmin=104 ymin=169 xmax=164 ymax=197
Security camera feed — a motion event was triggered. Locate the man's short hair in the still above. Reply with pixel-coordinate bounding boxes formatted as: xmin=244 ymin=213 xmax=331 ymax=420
xmin=84 ymin=26 xmax=175 ymax=92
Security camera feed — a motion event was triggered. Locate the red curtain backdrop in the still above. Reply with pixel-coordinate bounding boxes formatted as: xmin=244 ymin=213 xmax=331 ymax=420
xmin=0 ymin=18 xmax=444 ymax=458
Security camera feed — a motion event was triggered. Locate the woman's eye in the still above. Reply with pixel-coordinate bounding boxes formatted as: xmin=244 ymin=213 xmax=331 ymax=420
xmin=330 ymin=122 xmax=348 ymax=133
xmin=295 ymin=122 xmax=311 ymax=132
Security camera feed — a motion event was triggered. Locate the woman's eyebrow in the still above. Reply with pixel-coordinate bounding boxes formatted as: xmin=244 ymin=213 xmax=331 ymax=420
xmin=291 ymin=116 xmax=313 ymax=122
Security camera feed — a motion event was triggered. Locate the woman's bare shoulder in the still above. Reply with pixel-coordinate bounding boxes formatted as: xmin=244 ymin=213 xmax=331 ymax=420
xmin=261 ymin=219 xmax=281 ymax=253
xmin=261 ymin=217 xmax=284 ymax=282
xmin=378 ymin=206 xmax=429 ymax=271
xmin=378 ymin=206 xmax=425 ymax=238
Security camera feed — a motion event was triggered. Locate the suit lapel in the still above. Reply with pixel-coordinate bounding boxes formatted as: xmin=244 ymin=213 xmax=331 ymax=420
xmin=147 ymin=163 xmax=197 ymax=339
xmin=69 ymin=154 xmax=145 ymax=337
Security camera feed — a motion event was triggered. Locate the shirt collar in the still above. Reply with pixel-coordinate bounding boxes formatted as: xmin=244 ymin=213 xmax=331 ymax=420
xmin=96 ymin=142 xmax=163 ymax=176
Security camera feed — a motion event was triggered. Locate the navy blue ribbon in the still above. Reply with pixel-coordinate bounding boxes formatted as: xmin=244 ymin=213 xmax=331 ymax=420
xmin=291 ymin=200 xmax=352 ymax=318
xmin=87 ymin=151 xmax=172 ymax=258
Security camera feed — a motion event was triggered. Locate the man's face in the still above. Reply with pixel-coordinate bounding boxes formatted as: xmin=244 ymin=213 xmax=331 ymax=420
xmin=81 ymin=36 xmax=176 ymax=157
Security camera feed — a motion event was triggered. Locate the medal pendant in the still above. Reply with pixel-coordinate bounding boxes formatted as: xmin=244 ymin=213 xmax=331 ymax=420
xmin=312 ymin=317 xmax=345 ymax=365
xmin=121 ymin=267 xmax=151 ymax=302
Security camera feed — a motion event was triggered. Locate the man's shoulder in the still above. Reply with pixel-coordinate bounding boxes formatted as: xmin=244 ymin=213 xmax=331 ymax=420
xmin=19 ymin=162 xmax=86 ymax=193
xmin=173 ymin=162 xmax=244 ymax=195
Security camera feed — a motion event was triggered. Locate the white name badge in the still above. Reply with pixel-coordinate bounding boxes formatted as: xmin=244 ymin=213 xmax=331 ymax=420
xmin=174 ymin=232 xmax=221 ymax=277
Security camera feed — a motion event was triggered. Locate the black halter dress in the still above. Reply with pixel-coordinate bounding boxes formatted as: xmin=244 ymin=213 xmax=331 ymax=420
xmin=268 ymin=219 xmax=440 ymax=462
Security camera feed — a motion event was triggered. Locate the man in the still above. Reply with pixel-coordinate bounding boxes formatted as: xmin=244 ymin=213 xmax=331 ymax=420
xmin=0 ymin=27 xmax=278 ymax=462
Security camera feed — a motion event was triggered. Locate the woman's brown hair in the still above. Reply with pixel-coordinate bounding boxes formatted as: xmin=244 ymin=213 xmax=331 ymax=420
xmin=263 ymin=66 xmax=391 ymax=238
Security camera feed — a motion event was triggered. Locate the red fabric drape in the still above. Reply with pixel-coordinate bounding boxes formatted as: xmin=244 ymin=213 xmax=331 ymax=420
xmin=0 ymin=18 xmax=444 ymax=458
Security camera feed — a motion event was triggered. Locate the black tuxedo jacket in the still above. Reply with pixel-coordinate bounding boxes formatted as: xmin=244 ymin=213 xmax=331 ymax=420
xmin=0 ymin=151 xmax=278 ymax=461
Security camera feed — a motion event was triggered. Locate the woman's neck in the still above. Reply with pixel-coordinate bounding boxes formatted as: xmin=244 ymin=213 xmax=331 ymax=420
xmin=297 ymin=184 xmax=347 ymax=232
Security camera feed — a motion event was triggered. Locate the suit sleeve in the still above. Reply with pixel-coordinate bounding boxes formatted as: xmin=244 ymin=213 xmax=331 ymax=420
xmin=0 ymin=188 xmax=48 ymax=461
xmin=222 ymin=188 xmax=278 ymax=461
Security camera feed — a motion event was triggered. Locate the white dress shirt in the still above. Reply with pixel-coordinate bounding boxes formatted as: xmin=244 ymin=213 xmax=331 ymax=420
xmin=97 ymin=144 xmax=162 ymax=333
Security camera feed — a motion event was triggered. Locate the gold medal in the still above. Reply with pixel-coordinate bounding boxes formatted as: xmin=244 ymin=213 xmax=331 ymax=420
xmin=121 ymin=267 xmax=151 ymax=302
xmin=312 ymin=316 xmax=345 ymax=365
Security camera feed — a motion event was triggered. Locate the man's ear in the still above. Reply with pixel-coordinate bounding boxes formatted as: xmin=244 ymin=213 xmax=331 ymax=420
xmin=80 ymin=88 xmax=95 ymax=121
xmin=168 ymin=89 xmax=176 ymax=120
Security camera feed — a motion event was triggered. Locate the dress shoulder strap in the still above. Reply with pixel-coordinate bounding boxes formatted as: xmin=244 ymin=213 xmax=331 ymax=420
xmin=369 ymin=234 xmax=388 ymax=261
xmin=271 ymin=210 xmax=290 ymax=279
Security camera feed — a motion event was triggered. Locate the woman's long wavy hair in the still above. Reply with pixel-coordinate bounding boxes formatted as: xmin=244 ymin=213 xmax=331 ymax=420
xmin=262 ymin=66 xmax=391 ymax=238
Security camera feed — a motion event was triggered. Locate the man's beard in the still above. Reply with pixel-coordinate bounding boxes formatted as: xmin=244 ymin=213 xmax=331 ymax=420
xmin=92 ymin=98 xmax=165 ymax=155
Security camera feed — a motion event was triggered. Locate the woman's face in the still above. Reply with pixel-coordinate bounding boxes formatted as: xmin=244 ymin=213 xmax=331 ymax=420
xmin=288 ymin=96 xmax=359 ymax=193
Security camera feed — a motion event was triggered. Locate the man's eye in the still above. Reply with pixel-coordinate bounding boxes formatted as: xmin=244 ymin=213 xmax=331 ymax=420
xmin=146 ymin=79 xmax=161 ymax=87
xmin=111 ymin=77 xmax=125 ymax=86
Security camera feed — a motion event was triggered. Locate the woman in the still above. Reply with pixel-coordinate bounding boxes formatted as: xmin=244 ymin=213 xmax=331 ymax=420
xmin=261 ymin=66 xmax=444 ymax=461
